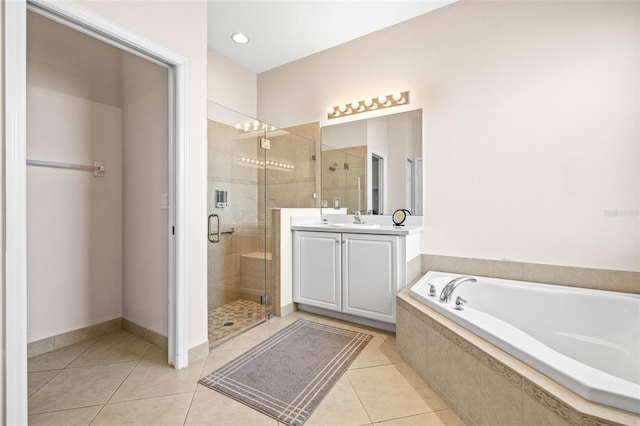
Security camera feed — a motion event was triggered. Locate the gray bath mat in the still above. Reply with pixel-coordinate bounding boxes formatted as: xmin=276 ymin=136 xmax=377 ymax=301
xmin=198 ymin=318 xmax=372 ymax=426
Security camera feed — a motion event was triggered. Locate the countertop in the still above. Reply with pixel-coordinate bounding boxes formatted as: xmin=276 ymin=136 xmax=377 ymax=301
xmin=291 ymin=222 xmax=423 ymax=236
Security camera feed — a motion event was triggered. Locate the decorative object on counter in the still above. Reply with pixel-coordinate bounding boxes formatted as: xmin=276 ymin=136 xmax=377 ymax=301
xmin=333 ymin=197 xmax=341 ymax=209
xmin=199 ymin=319 xmax=372 ymax=426
xmin=392 ymin=208 xmax=411 ymax=226
xmin=327 ymin=91 xmax=410 ymax=119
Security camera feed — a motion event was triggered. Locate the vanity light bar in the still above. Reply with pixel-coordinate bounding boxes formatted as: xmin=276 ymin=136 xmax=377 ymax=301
xmin=236 ymin=156 xmax=295 ymax=170
xmin=327 ymin=91 xmax=410 ymax=119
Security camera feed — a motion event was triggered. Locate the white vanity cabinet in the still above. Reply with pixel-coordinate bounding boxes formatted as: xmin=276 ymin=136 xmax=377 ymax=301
xmin=293 ymin=231 xmax=342 ymax=312
xmin=293 ymin=230 xmax=399 ymax=323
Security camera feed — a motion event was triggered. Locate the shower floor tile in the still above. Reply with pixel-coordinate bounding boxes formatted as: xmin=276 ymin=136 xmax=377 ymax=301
xmin=208 ymin=299 xmax=266 ymax=344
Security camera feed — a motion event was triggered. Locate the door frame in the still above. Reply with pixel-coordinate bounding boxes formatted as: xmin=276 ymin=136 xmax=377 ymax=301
xmin=370 ymin=151 xmax=384 ymax=214
xmin=4 ymin=1 xmax=190 ymax=423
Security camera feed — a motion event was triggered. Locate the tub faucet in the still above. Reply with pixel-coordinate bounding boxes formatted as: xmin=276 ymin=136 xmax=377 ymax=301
xmin=354 ymin=210 xmax=365 ymax=224
xmin=439 ymin=276 xmax=477 ymax=303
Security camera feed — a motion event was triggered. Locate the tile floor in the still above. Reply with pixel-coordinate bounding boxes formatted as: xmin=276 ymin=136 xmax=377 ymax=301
xmin=28 ymin=310 xmax=464 ymax=426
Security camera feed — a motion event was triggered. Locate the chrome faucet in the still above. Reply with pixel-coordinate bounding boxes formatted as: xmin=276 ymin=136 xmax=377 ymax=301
xmin=439 ymin=276 xmax=477 ymax=303
xmin=354 ymin=210 xmax=365 ymax=224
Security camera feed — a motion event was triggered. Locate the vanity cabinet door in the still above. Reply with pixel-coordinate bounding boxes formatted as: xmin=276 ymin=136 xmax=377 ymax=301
xmin=293 ymin=231 xmax=342 ymax=312
xmin=342 ymin=233 xmax=398 ymax=323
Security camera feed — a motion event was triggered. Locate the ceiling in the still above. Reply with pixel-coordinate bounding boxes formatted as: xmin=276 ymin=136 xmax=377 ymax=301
xmin=207 ymin=1 xmax=457 ymax=74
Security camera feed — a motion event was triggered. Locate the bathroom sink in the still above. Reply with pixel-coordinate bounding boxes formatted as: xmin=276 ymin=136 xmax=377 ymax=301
xmin=330 ymin=223 xmax=380 ymax=228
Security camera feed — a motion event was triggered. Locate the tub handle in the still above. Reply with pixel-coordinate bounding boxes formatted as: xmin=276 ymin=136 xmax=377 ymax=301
xmin=428 ymin=284 xmax=437 ymax=297
xmin=454 ymin=296 xmax=467 ymax=311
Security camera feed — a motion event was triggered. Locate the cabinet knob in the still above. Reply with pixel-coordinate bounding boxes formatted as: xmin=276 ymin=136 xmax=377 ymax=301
xmin=335 ymin=239 xmax=340 ymax=244
xmin=342 ymin=240 xmax=346 ymax=244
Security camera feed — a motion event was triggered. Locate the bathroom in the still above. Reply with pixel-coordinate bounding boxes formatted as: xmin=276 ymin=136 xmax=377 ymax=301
xmin=3 ymin=0 xmax=639 ymax=424
xmin=208 ymin=0 xmax=640 ymax=422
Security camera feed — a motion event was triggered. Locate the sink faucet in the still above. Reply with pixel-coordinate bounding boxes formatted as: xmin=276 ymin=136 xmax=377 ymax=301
xmin=354 ymin=210 xmax=365 ymax=224
xmin=439 ymin=276 xmax=476 ymax=303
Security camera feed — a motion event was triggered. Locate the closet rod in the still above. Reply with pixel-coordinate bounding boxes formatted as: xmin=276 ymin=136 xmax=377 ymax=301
xmin=26 ymin=159 xmax=105 ymax=177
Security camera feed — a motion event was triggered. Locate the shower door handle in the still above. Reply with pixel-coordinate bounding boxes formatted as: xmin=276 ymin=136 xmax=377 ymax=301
xmin=208 ymin=214 xmax=220 ymax=243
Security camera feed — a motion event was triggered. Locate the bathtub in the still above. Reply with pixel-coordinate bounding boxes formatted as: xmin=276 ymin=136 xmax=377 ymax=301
xmin=409 ymin=271 xmax=640 ymax=415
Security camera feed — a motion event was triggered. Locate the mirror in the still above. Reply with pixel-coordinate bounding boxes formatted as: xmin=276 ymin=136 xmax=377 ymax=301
xmin=321 ymin=109 xmax=422 ymax=215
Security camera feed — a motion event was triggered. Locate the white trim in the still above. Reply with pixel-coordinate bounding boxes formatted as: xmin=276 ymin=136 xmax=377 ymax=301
xmin=171 ymin=59 xmax=191 ymax=369
xmin=4 ymin=2 xmax=28 ymax=424
xmin=4 ymin=1 xmax=191 ymax=421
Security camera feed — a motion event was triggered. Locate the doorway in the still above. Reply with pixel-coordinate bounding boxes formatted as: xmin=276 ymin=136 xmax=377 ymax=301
xmin=371 ymin=153 xmax=384 ymax=215
xmin=5 ymin=1 xmax=190 ymax=423
xmin=26 ymin=9 xmax=170 ymax=357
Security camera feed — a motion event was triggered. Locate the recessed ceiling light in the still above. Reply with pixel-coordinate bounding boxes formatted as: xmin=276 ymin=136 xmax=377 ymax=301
xmin=231 ymin=32 xmax=249 ymax=44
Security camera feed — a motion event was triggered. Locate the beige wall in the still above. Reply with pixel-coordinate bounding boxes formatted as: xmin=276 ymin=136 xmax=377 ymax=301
xmin=258 ymin=1 xmax=640 ymax=272
xmin=207 ymin=48 xmax=257 ymax=118
xmin=76 ymin=0 xmax=209 ymax=350
xmin=122 ymin=53 xmax=169 ymax=337
xmin=26 ymin=12 xmax=124 ymax=342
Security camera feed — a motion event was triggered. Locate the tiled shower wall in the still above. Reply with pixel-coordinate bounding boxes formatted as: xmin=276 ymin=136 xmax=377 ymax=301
xmin=207 ymin=227 xmax=263 ymax=309
xmin=422 ymin=254 xmax=639 ymax=294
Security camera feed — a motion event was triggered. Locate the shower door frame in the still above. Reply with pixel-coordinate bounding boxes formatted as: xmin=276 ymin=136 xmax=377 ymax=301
xmin=4 ymin=1 xmax=191 ymax=423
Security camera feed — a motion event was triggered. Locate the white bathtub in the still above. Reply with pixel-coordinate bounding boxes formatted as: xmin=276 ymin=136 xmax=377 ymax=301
xmin=410 ymin=271 xmax=640 ymax=415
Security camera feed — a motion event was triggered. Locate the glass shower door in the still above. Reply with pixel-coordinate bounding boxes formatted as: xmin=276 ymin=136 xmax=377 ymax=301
xmin=206 ymin=101 xmax=269 ymax=345
xmin=206 ymin=101 xmax=318 ymax=344
xmin=262 ymin=124 xmax=317 ymax=316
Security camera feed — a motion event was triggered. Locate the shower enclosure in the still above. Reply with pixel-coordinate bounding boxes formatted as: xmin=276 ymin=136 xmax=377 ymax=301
xmin=207 ymin=101 xmax=316 ymax=344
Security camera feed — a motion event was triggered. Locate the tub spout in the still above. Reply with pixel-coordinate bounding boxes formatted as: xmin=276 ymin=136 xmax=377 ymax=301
xmin=439 ymin=276 xmax=477 ymax=303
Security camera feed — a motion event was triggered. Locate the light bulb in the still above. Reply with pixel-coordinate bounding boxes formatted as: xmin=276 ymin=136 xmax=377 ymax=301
xmin=392 ymin=92 xmax=402 ymax=101
xmin=231 ymin=32 xmax=249 ymax=44
xmin=338 ymin=104 xmax=347 ymax=113
xmin=364 ymin=98 xmax=373 ymax=107
xmin=351 ymin=101 xmax=359 ymax=109
xmin=378 ymin=95 xmax=387 ymax=104
xmin=327 ymin=106 xmax=335 ymax=115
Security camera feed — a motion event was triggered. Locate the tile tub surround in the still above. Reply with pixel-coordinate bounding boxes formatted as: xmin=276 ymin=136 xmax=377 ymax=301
xmin=422 ymin=254 xmax=639 ymax=295
xmin=396 ymin=289 xmax=640 ymax=426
